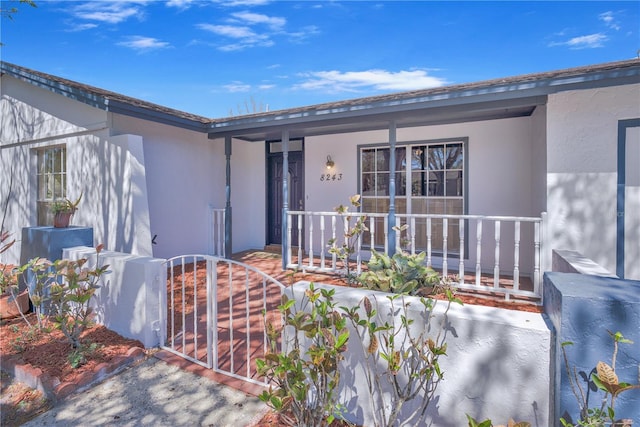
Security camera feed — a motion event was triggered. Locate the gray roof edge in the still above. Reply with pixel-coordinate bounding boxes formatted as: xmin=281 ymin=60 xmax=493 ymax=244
xmin=208 ymin=58 xmax=640 ymax=131
xmin=0 ymin=61 xmax=212 ymax=133
xmin=2 ymin=59 xmax=638 ymax=136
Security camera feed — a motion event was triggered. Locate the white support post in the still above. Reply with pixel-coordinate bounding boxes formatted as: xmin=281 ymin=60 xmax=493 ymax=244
xmin=410 ymin=216 xmax=416 ymax=255
xmin=395 ymin=216 xmax=402 ymax=253
xmin=458 ymin=218 xmax=465 ymax=285
xmin=442 ymin=218 xmax=448 ymax=277
xmin=513 ymin=221 xmax=521 ymax=292
xmin=212 ymin=259 xmax=219 ymax=370
xmin=297 ymin=212 xmax=303 ymax=267
xmin=494 ymin=221 xmax=501 ymax=289
xmin=308 ymin=214 xmax=314 ymax=268
xmin=383 ymin=216 xmax=389 ymax=255
xmin=426 ymin=217 xmax=432 ymax=268
xmin=331 ymin=215 xmax=337 ymax=270
xmin=369 ymin=216 xmax=375 ymax=250
xmin=534 ymin=218 xmax=541 ymax=295
xmin=475 ymin=219 xmax=482 ymax=286
xmin=320 ymin=215 xmax=326 ymax=270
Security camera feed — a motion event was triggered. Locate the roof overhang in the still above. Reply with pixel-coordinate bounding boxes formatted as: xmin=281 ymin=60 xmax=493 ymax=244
xmin=207 ymin=60 xmax=640 ymax=142
xmin=2 ymin=59 xmax=639 ymax=142
xmin=208 ymin=96 xmax=544 ymax=142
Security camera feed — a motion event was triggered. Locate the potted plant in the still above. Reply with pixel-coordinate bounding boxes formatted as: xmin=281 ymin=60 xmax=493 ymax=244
xmin=0 ymin=230 xmax=29 ymax=320
xmin=52 ymin=193 xmax=82 ymax=228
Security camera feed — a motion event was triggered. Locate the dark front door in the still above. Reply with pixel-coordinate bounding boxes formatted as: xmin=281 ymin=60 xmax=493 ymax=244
xmin=267 ymin=151 xmax=304 ymax=245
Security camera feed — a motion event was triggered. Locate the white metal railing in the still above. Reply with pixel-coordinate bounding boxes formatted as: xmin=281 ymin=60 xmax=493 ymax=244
xmin=208 ymin=206 xmax=225 ymax=257
xmin=160 ymin=255 xmax=284 ymax=387
xmin=286 ymin=211 xmax=547 ymax=302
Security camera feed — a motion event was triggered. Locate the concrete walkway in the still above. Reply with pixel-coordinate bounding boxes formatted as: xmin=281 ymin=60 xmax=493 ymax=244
xmin=23 ymin=357 xmax=269 ymax=427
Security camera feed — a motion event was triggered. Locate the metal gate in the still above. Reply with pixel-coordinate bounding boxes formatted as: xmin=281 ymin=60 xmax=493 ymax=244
xmin=160 ymin=255 xmax=284 ymax=386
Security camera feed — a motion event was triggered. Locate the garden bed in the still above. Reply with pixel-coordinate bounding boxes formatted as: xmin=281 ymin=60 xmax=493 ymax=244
xmin=0 ymin=312 xmax=145 ymax=424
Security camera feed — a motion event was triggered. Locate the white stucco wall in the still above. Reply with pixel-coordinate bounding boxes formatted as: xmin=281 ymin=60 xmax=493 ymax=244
xmin=1 ymin=75 xmax=161 ymax=262
xmin=288 ymin=282 xmax=552 ymax=426
xmin=110 ymin=115 xmax=225 ymax=259
xmin=546 ymin=84 xmax=640 ymax=276
xmin=230 ymin=138 xmax=267 ymax=251
xmin=64 ymin=246 xmax=165 ymax=348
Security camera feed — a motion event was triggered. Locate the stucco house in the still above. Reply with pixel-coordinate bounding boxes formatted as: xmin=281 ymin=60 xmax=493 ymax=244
xmin=1 ymin=59 xmax=639 ymax=297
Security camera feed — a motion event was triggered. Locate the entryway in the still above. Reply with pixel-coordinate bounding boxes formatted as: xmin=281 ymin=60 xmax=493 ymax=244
xmin=266 ymin=140 xmax=304 ymax=247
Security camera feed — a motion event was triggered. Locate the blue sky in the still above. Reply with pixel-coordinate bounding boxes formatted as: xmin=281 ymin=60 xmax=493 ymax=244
xmin=1 ymin=1 xmax=638 ymax=118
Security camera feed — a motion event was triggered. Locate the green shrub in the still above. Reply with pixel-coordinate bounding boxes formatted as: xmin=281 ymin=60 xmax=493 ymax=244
xmin=358 ymin=249 xmax=440 ymax=295
xmin=256 ymin=283 xmax=350 ymax=426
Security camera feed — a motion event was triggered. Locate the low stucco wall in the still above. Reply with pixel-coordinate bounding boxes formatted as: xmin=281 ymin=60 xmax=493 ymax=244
xmin=63 ymin=246 xmax=165 ymax=348
xmin=552 ymin=249 xmax=617 ymax=277
xmin=544 ymin=272 xmax=640 ymax=424
xmin=288 ymin=282 xmax=553 ymax=426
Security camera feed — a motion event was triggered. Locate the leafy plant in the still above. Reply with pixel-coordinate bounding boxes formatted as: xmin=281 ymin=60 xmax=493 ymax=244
xmin=51 ymin=192 xmax=82 ymax=214
xmin=328 ymin=194 xmax=368 ymax=284
xmin=342 ymin=288 xmax=462 ymax=427
xmin=560 ymin=330 xmax=639 ymax=427
xmin=17 ymin=245 xmax=109 ymax=348
xmin=256 ymin=283 xmax=350 ymax=426
xmin=358 ymin=249 xmax=440 ymax=296
xmin=466 ymin=415 xmax=531 ymax=427
xmin=68 ymin=342 xmax=100 ymax=368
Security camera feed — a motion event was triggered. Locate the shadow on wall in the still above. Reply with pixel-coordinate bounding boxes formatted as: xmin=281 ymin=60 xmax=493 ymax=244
xmin=548 ymin=172 xmax=617 ymax=275
xmin=290 ymin=283 xmax=551 ymax=427
xmin=1 ymin=97 xmax=59 ymax=264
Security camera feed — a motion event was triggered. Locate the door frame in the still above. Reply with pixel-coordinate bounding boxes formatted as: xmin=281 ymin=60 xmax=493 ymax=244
xmin=265 ymin=139 xmax=305 ymax=247
xmin=616 ymin=118 xmax=640 ymax=278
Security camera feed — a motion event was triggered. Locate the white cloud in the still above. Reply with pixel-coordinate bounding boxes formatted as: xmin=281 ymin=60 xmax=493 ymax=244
xmin=231 ymin=11 xmax=285 ymax=30
xmin=72 ymin=1 xmax=145 ymax=24
xmin=288 ymin=25 xmax=321 ymax=42
xmin=197 ymin=22 xmax=274 ymax=50
xmin=224 ymin=81 xmax=252 ymax=92
xmin=599 ymin=11 xmax=621 ymax=30
xmin=198 ymin=24 xmax=257 ymax=39
xmin=258 ymin=84 xmax=275 ymax=90
xmin=117 ymin=36 xmax=170 ymax=51
xmin=550 ymin=33 xmax=608 ymax=49
xmin=219 ymin=0 xmax=271 ymax=6
xmin=65 ymin=23 xmax=98 ymax=32
xmin=295 ymin=69 xmax=447 ymax=93
xmin=167 ymin=0 xmax=195 ymax=8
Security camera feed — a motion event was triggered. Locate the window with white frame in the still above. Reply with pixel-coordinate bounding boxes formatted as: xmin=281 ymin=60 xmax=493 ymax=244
xmin=37 ymin=146 xmax=67 ymax=226
xmin=360 ymin=140 xmax=465 ymax=252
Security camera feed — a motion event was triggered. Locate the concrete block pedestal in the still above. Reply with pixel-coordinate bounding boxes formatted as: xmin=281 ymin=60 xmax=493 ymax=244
xmin=20 ymin=226 xmax=94 ymax=265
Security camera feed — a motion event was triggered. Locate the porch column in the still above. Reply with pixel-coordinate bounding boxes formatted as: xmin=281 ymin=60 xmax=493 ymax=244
xmin=281 ymin=130 xmax=290 ymax=270
xmin=388 ymin=121 xmax=397 ymax=256
xmin=225 ymin=135 xmax=232 ymax=258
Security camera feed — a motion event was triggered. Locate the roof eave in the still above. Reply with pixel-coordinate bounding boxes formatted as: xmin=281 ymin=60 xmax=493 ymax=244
xmin=1 ymin=62 xmax=211 ymax=133
xmin=207 ymin=60 xmax=640 ymax=138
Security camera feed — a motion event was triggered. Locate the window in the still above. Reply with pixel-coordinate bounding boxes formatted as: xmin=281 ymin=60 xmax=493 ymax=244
xmin=360 ymin=140 xmax=465 ymax=253
xmin=37 ymin=146 xmax=67 ymax=226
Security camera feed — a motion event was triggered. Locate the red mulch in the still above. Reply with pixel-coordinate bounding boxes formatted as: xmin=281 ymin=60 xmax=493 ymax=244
xmin=0 ymin=313 xmax=144 ymax=384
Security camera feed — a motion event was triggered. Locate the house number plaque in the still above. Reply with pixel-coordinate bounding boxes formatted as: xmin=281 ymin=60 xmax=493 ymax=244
xmin=320 ymin=173 xmax=343 ymax=182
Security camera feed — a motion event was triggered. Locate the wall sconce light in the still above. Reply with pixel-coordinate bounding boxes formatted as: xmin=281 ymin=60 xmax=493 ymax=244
xmin=326 ymin=155 xmax=335 ymax=170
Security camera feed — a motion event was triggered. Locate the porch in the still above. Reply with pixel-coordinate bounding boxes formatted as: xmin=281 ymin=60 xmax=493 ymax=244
xmin=283 ymin=210 xmax=548 ymax=304
xmin=210 ymin=208 xmax=548 ymax=304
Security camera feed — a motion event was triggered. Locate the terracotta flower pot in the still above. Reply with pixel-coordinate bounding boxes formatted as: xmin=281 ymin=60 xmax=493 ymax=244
xmin=0 ymin=289 xmax=30 ymax=319
xmin=54 ymin=211 xmax=74 ymax=228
